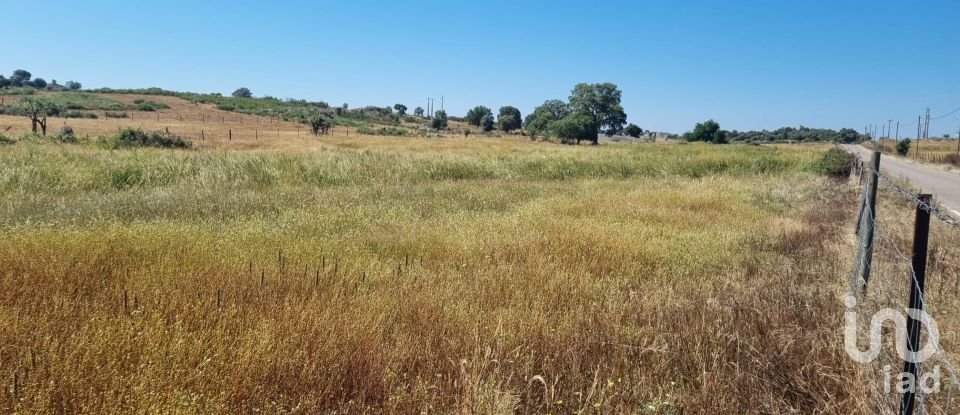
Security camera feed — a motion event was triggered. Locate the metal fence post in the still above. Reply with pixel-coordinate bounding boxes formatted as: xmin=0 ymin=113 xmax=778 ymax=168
xmin=899 ymin=194 xmax=932 ymax=415
xmin=855 ymin=151 xmax=881 ymax=289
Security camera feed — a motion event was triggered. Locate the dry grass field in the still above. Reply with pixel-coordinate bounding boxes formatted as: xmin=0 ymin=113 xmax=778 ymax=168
xmin=4 ymin=93 xmax=952 ymax=413
xmin=870 ymin=138 xmax=960 ymax=169
xmin=0 ymin=92 xmax=354 ymax=151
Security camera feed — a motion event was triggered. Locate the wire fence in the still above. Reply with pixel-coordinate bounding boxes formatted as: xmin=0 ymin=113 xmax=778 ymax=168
xmin=849 ymin=152 xmax=960 ymax=414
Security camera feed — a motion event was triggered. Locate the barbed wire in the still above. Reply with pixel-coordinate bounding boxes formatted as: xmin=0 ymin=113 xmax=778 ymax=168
xmin=850 ymin=175 xmax=960 ymax=414
xmin=870 ymin=167 xmax=960 ymax=231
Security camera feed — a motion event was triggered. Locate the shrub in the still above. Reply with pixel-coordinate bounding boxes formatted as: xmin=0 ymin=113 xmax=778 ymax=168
xmin=134 ymin=100 xmax=170 ymax=111
xmin=105 ymin=111 xmax=129 ymax=118
xmin=216 ymin=104 xmax=236 ymax=111
xmin=944 ymin=153 xmax=960 ymax=167
xmin=378 ymin=127 xmax=409 ymax=136
xmin=0 ymin=87 xmax=36 ymax=95
xmin=114 ymin=128 xmax=191 ymax=149
xmin=0 ymin=134 xmax=14 ymax=145
xmin=63 ymin=110 xmax=98 ymax=119
xmin=896 ymin=139 xmax=910 ymax=156
xmin=56 ymin=125 xmax=77 ymax=143
xmin=356 ymin=124 xmax=375 ymax=135
xmin=814 ymin=147 xmax=855 ymax=178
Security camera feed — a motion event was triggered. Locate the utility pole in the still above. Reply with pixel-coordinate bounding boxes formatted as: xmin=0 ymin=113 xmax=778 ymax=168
xmin=924 ymin=108 xmax=931 ymax=139
xmin=887 ymin=120 xmax=892 ymax=140
xmin=956 ymin=125 xmax=959 ymax=156
xmin=917 ymin=115 xmax=922 ymax=159
xmin=880 ymin=125 xmax=886 ymax=151
xmin=440 ymin=96 xmax=444 ymax=112
xmin=895 ymin=121 xmax=899 ymax=142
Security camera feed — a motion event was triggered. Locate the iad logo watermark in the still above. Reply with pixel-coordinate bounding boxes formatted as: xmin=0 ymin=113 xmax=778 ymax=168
xmin=844 ymin=295 xmax=942 ymax=394
xmin=881 ymin=364 xmax=940 ymax=394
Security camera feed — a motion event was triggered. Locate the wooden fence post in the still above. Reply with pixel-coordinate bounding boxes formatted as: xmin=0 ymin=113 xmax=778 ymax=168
xmin=228 ymin=129 xmax=232 ymax=141
xmin=854 ymin=151 xmax=881 ymax=289
xmin=858 ymin=161 xmax=865 ymax=186
xmin=899 ymin=194 xmax=932 ymax=415
xmin=201 ymin=130 xmax=205 ymax=141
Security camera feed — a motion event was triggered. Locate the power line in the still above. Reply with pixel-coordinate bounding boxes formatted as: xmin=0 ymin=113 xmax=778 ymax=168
xmin=931 ymin=105 xmax=960 ymax=120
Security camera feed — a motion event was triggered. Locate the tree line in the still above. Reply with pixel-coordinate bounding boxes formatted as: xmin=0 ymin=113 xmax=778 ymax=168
xmin=450 ymin=83 xmax=640 ymax=144
xmin=0 ymin=69 xmax=81 ymax=90
xmin=683 ymin=120 xmax=866 ymax=144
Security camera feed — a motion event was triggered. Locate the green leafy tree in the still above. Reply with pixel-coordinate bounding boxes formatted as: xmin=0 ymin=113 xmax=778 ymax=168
xmin=465 ymin=105 xmax=492 ymax=127
xmin=65 ymin=80 xmax=82 ymax=90
xmin=896 ymin=139 xmax=911 ymax=156
xmin=0 ymin=75 xmax=9 ymax=88
xmin=431 ymin=110 xmax=448 ymax=130
xmin=684 ymin=119 xmax=728 ymax=144
xmin=568 ymin=82 xmax=627 ymax=143
xmin=624 ymin=123 xmax=643 ymax=138
xmin=523 ymin=99 xmax=570 ymax=137
xmin=550 ymin=112 xmax=595 ymax=144
xmin=305 ymin=113 xmax=331 ymax=135
xmin=497 ymin=106 xmax=522 ymax=132
xmin=480 ymin=113 xmax=495 ymax=132
xmin=837 ymin=128 xmax=862 ymax=144
xmin=10 ymin=69 xmax=31 ymax=87
xmin=232 ymin=87 xmax=253 ymax=98
xmin=31 ymin=78 xmax=47 ymax=89
xmin=414 ymin=106 xmax=425 ymax=117
xmin=393 ymin=104 xmax=407 ymax=116
xmin=10 ymin=97 xmax=61 ymax=135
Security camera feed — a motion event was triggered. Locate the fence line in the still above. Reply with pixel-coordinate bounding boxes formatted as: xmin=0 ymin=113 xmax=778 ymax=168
xmin=849 ymin=151 xmax=960 ymax=414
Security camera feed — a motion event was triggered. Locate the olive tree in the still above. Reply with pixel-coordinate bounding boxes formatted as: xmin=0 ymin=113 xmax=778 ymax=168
xmin=523 ymin=99 xmax=570 ymax=138
xmin=465 ymin=106 xmax=492 ymax=127
xmin=683 ymin=119 xmax=727 ymax=144
xmin=497 ymin=106 xmax=522 ymax=132
xmin=480 ymin=113 xmax=495 ymax=132
xmin=10 ymin=69 xmax=31 ymax=87
xmin=10 ymin=97 xmax=61 ymax=135
xmin=232 ymin=87 xmax=253 ymax=98
xmin=431 ymin=110 xmax=448 ymax=130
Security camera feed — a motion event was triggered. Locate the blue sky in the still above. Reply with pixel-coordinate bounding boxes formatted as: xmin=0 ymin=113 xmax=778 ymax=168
xmin=5 ymin=0 xmax=960 ymax=135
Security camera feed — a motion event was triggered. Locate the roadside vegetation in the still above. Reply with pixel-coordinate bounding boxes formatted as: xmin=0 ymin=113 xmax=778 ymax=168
xmin=870 ymin=138 xmax=960 ymax=167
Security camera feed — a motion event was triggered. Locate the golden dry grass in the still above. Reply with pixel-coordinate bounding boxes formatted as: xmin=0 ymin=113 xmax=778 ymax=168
xmin=0 ymin=103 xmax=882 ymax=413
xmin=870 ymin=139 xmax=960 ymax=169
xmin=0 ymin=92 xmax=366 ymax=151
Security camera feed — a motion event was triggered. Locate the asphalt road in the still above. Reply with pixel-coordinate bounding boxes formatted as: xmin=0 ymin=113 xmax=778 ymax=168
xmin=842 ymin=144 xmax=960 ymax=216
